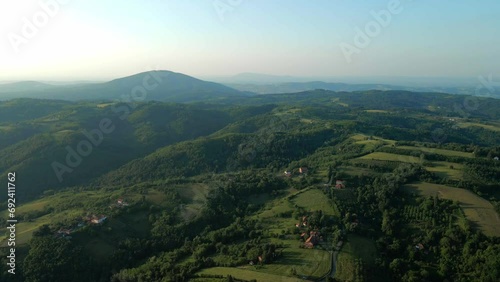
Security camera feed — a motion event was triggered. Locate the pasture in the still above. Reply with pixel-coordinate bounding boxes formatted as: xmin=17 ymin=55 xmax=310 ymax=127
xmin=457 ymin=122 xmax=500 ymax=132
xmin=335 ymin=235 xmax=377 ymax=281
xmin=358 ymin=152 xmax=420 ymax=163
xmin=198 ymin=267 xmax=305 ymax=282
xmin=397 ymin=145 xmax=474 ymax=158
xmin=424 ymin=161 xmax=464 ymax=180
xmin=403 ymin=182 xmax=500 ymax=237
xmin=292 ymin=189 xmax=339 ymax=216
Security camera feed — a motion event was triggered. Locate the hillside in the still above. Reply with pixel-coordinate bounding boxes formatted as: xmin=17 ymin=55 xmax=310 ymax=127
xmin=0 ymin=101 xmax=273 ymax=202
xmin=0 ymin=93 xmax=499 ymax=282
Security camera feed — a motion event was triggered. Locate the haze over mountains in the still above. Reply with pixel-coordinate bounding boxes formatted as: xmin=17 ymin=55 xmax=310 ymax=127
xmin=1 ymin=71 xmax=498 ymax=101
xmin=0 ymin=71 xmax=251 ymax=102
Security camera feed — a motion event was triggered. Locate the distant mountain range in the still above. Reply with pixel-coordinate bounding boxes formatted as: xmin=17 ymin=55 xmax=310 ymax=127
xmin=0 ymin=71 xmax=252 ymax=102
xmin=0 ymin=70 xmax=498 ymax=101
xmin=223 ymin=81 xmax=497 ymax=97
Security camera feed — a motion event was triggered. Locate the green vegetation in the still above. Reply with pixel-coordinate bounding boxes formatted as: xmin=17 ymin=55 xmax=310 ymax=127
xmin=404 ymin=182 xmax=500 ymax=237
xmin=198 ymin=267 xmax=303 ymax=282
xmin=292 ymin=189 xmax=338 ymax=216
xmin=336 ymin=235 xmax=377 ymax=281
xmin=0 ymin=91 xmax=499 ymax=282
xmin=359 ymin=152 xmax=420 ymax=163
xmin=457 ymin=122 xmax=500 ymax=132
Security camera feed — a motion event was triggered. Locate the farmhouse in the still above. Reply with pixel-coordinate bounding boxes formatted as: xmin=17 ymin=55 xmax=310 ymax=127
xmin=494 ymin=156 xmax=499 ymax=161
xmin=335 ymin=180 xmax=345 ymax=189
xmin=415 ymin=243 xmax=425 ymax=251
xmin=299 ymin=167 xmax=308 ymax=174
xmin=304 ymin=231 xmax=320 ymax=249
xmin=57 ymin=228 xmax=72 ymax=235
xmin=90 ymin=215 xmax=107 ymax=224
xmin=284 ymin=170 xmax=292 ymax=177
xmin=117 ymin=198 xmax=129 ymax=207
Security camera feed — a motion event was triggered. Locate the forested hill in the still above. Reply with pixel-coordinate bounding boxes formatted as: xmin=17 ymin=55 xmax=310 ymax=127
xmin=0 ymin=92 xmax=499 ymax=282
xmin=0 ymin=71 xmax=251 ymax=102
xmin=218 ymin=89 xmax=500 ymax=119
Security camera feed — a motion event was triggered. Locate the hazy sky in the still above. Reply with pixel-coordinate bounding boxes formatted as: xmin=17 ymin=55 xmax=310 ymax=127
xmin=1 ymin=0 xmax=499 ymax=81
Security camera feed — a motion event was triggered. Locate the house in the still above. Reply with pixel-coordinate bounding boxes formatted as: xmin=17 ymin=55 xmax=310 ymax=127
xmin=494 ymin=156 xmax=499 ymax=161
xmin=284 ymin=171 xmax=292 ymax=177
xmin=117 ymin=198 xmax=129 ymax=207
xmin=91 ymin=215 xmax=107 ymax=224
xmin=58 ymin=228 xmax=72 ymax=235
xmin=415 ymin=243 xmax=425 ymax=251
xmin=304 ymin=231 xmax=320 ymax=248
xmin=335 ymin=180 xmax=345 ymax=189
xmin=299 ymin=167 xmax=308 ymax=174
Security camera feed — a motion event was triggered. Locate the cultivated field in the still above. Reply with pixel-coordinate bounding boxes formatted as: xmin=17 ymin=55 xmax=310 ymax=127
xmin=397 ymin=145 xmax=474 ymax=158
xmin=403 ymin=182 xmax=500 ymax=237
xmin=358 ymin=152 xmax=420 ymax=163
xmin=424 ymin=161 xmax=464 ymax=180
xmin=457 ymin=122 xmax=500 ymax=132
xmin=335 ymin=235 xmax=377 ymax=281
xmin=292 ymin=189 xmax=339 ymax=216
xmin=198 ymin=267 xmax=306 ymax=282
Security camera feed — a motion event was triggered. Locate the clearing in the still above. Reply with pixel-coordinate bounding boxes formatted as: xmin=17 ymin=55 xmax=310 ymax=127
xmin=397 ymin=146 xmax=473 ymax=158
xmin=358 ymin=152 xmax=420 ymax=163
xmin=335 ymin=235 xmax=377 ymax=281
xmin=403 ymin=182 xmax=500 ymax=237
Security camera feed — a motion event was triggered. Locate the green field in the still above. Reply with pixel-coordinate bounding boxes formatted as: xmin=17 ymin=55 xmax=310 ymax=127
xmin=0 ymin=214 xmax=52 ymax=246
xmin=339 ymin=165 xmax=379 ymax=177
xmin=424 ymin=161 xmax=464 ymax=180
xmin=15 ymin=199 xmax=50 ymax=214
xmin=335 ymin=235 xmax=377 ymax=281
xmin=364 ymin=110 xmax=390 ymax=113
xmin=358 ymin=152 xmax=420 ymax=163
xmin=198 ymin=267 xmax=305 ymax=282
xmin=292 ymin=189 xmax=339 ymax=216
xmin=404 ymin=182 xmax=500 ymax=237
xmin=397 ymin=146 xmax=474 ymax=158
xmin=457 ymin=122 xmax=500 ymax=132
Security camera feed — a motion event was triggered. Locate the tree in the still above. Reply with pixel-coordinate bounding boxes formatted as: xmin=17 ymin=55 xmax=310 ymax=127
xmin=24 ymin=236 xmax=91 ymax=282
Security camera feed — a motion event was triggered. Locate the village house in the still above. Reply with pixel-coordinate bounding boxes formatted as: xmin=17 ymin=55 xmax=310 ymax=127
xmin=117 ymin=198 xmax=129 ymax=207
xmin=494 ymin=156 xmax=499 ymax=161
xmin=284 ymin=170 xmax=292 ymax=177
xmin=90 ymin=215 xmax=107 ymax=224
xmin=57 ymin=228 xmax=72 ymax=235
xmin=335 ymin=180 xmax=345 ymax=189
xmin=304 ymin=231 xmax=320 ymax=249
xmin=299 ymin=167 xmax=308 ymax=174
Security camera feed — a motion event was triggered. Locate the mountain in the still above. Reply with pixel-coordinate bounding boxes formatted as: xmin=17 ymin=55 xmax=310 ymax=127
xmin=223 ymin=81 xmax=500 ymax=97
xmin=225 ymin=81 xmax=399 ymax=94
xmin=0 ymin=81 xmax=58 ymax=93
xmin=0 ymin=71 xmax=252 ymax=102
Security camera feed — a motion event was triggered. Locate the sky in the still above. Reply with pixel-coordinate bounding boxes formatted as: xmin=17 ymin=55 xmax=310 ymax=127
xmin=0 ymin=0 xmax=499 ymax=81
